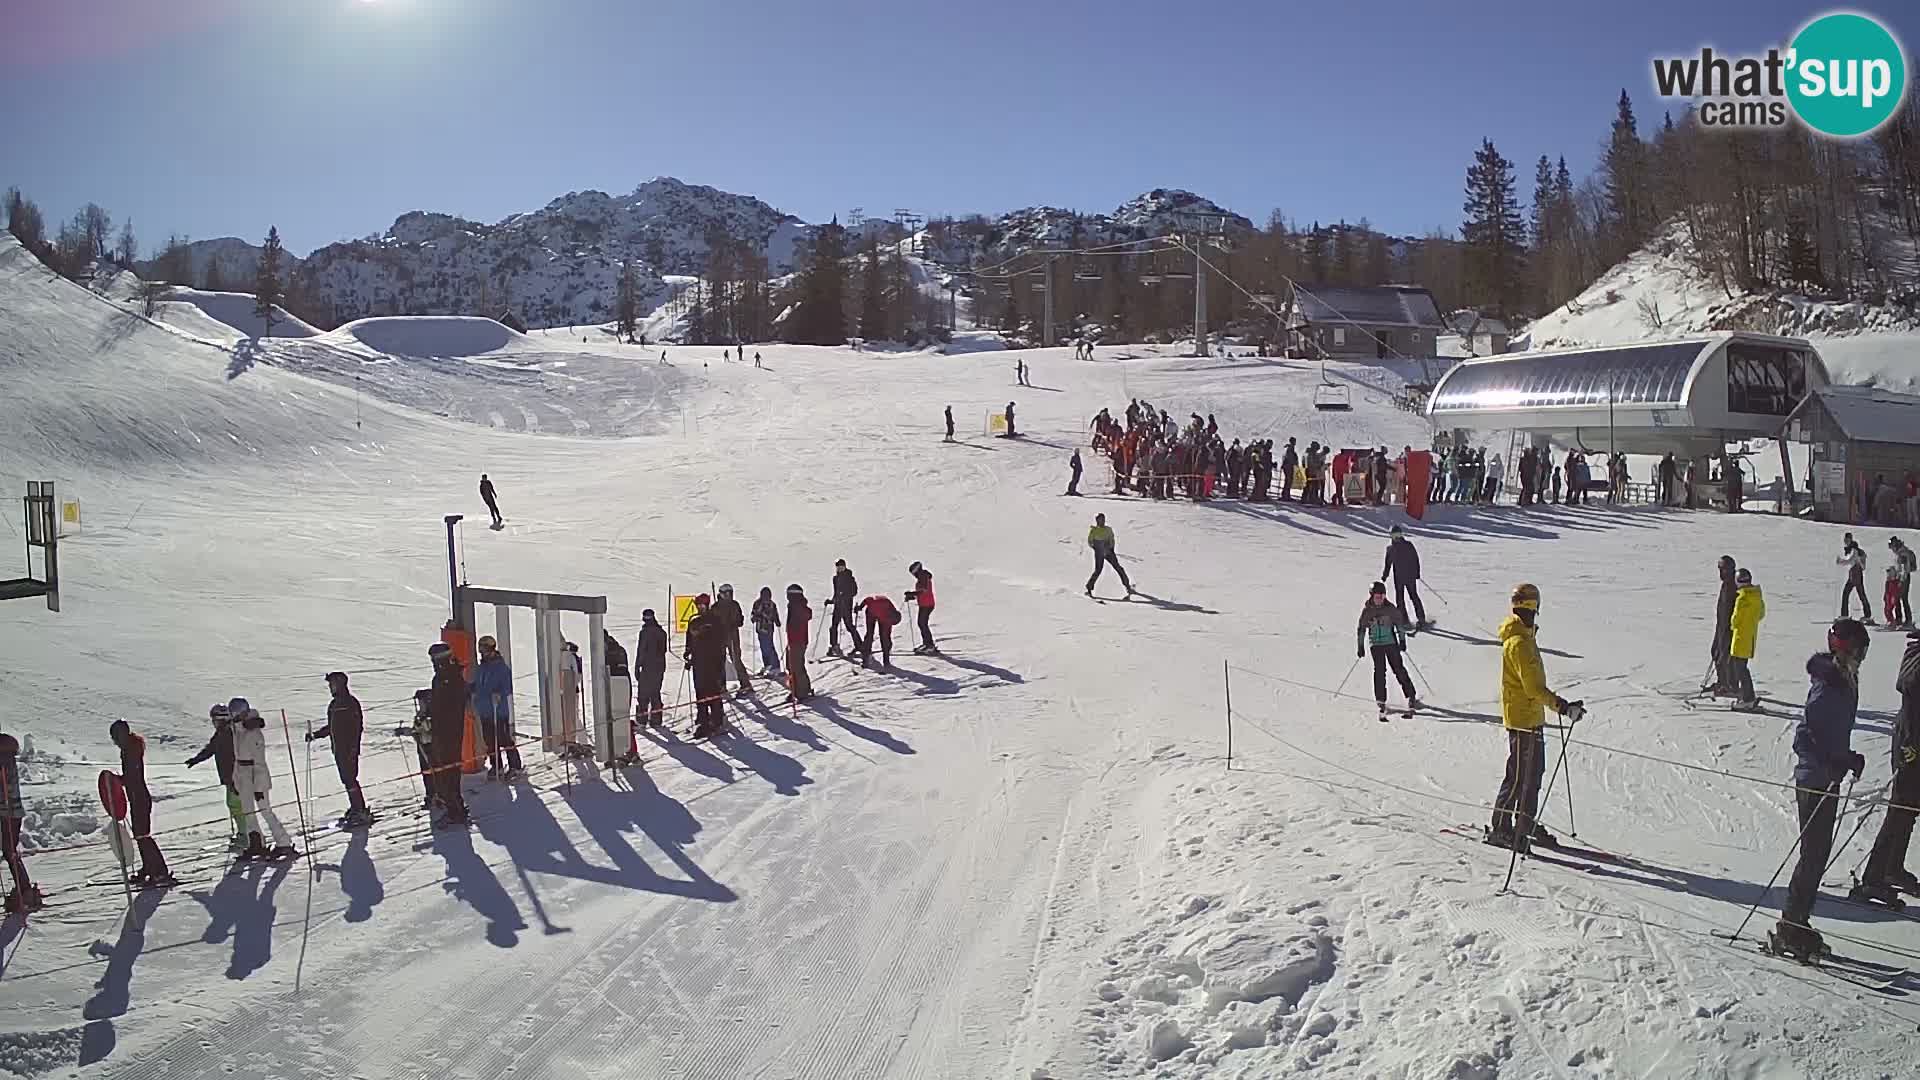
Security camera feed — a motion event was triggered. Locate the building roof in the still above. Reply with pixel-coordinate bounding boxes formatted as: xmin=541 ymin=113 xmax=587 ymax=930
xmin=1429 ymin=338 xmax=1712 ymax=413
xmin=1805 ymin=385 xmax=1920 ymax=444
xmin=1294 ymin=285 xmax=1443 ymax=330
xmin=1444 ymin=310 xmax=1510 ymax=336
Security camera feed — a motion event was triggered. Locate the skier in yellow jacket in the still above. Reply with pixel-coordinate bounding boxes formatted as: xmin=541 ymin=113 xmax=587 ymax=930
xmin=1491 ymin=583 xmax=1583 ymax=853
xmin=1728 ymin=568 xmax=1767 ymax=710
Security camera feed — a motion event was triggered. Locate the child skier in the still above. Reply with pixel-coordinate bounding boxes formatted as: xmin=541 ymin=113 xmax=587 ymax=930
xmin=185 ymin=702 xmax=246 ymax=847
xmin=228 ymin=699 xmax=297 ymax=860
xmin=1 ymin=730 xmax=40 ymax=913
xmin=751 ymin=587 xmax=783 ymax=678
xmin=1356 ymin=582 xmax=1420 ymax=720
xmin=1728 ymin=568 xmax=1767 ymax=711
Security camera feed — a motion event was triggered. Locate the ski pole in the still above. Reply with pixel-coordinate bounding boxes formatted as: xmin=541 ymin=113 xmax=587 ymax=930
xmin=1555 ymin=725 xmax=1577 ymax=840
xmin=1827 ymin=775 xmax=1893 ymax=880
xmin=1422 ymin=583 xmax=1448 ymax=608
xmin=1405 ymin=651 xmax=1434 ymax=699
xmin=1332 ymin=656 xmax=1362 ymax=699
xmin=1500 ymin=730 xmax=1549 ymax=894
xmin=1724 ymin=776 xmax=1855 ymax=944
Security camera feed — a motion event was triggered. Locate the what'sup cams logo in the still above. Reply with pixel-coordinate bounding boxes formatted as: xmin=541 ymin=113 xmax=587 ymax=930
xmin=1652 ymin=11 xmax=1908 ymax=137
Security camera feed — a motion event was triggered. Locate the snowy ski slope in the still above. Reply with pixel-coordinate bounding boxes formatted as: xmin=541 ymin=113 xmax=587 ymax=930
xmin=3 ymin=230 xmax=1920 ymax=1078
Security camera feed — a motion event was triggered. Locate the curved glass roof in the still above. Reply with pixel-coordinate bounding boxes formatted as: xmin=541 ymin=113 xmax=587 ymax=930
xmin=1430 ymin=340 xmax=1709 ymax=413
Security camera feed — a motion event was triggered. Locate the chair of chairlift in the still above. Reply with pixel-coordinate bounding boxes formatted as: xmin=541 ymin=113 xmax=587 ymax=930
xmin=1141 ymin=274 xmax=1164 ymax=285
xmin=1312 ymin=358 xmax=1351 ymax=411
xmin=1074 ymin=270 xmax=1101 ymax=281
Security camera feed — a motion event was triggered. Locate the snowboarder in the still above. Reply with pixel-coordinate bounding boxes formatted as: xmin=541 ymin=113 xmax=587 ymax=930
xmin=470 ymin=635 xmax=522 ymax=778
xmin=109 ymin=719 xmax=175 ymax=882
xmin=1774 ymin=619 xmax=1871 ymax=959
xmin=751 ymin=587 xmax=783 ymax=678
xmin=858 ymin=592 xmax=901 ymax=668
xmin=635 ymin=610 xmax=669 ymax=732
xmin=185 ymin=702 xmax=245 ymax=845
xmin=426 ymin=644 xmax=471 ymax=826
xmin=1356 ymin=582 xmax=1419 ymax=719
xmin=944 ymin=406 xmax=955 ymax=443
xmin=1490 ymin=583 xmax=1581 ymax=852
xmin=1380 ymin=525 xmax=1429 ymax=628
xmin=1004 ymin=402 xmax=1017 ymax=438
xmin=785 ymin=585 xmax=814 ymax=701
xmin=1728 ymin=568 xmax=1767 ymax=709
xmin=479 ymin=473 xmax=503 ymax=528
xmin=907 ymin=562 xmax=938 ymax=654
xmin=1839 ymin=533 xmax=1872 ymax=622
xmin=1085 ymin=514 xmax=1134 ymax=598
xmin=305 ymin=672 xmax=369 ymax=824
xmin=684 ymin=594 xmax=728 ymax=737
xmin=604 ymin=630 xmax=633 ymax=758
xmin=828 ymin=561 xmax=861 ymax=660
xmin=712 ymin=584 xmax=753 ymax=692
xmin=1067 ymin=449 xmax=1083 ymax=496
xmin=1708 ymin=555 xmax=1739 ymax=695
xmin=227 ymin=701 xmax=297 ymax=859
xmin=0 ymin=730 xmax=39 ymax=913
xmin=1857 ymin=630 xmax=1920 ymax=906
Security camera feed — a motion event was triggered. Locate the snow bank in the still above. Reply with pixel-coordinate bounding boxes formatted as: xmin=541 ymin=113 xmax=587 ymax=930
xmin=321 ymin=315 xmax=525 ymax=358
xmin=162 ymin=286 xmax=319 ymax=339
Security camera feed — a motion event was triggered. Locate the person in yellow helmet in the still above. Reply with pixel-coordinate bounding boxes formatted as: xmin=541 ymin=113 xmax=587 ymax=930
xmin=1491 ymin=583 xmax=1582 ymax=853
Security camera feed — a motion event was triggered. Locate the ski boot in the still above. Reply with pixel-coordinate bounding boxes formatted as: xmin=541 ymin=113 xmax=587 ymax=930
xmin=1851 ymin=879 xmax=1907 ymax=910
xmin=237 ymin=833 xmax=269 ymax=862
xmin=1768 ymin=920 xmax=1826 ymax=962
xmin=1375 ymin=701 xmax=1390 ymax=723
xmin=826 ymin=646 xmax=843 ymax=659
xmin=1528 ymin=823 xmax=1559 ymax=850
xmin=4 ymin=885 xmax=46 ymax=914
xmin=1730 ymin=698 xmax=1763 ymax=713
xmin=1405 ymin=697 xmax=1422 ymax=717
xmin=1893 ymin=868 xmax=1920 ymax=896
xmin=268 ymin=844 xmax=300 ymax=861
xmin=1483 ymin=825 xmax=1527 ymax=856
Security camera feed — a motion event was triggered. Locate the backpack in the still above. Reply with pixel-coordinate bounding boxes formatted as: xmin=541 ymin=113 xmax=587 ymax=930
xmin=890 ymin=607 xmax=902 ymax=626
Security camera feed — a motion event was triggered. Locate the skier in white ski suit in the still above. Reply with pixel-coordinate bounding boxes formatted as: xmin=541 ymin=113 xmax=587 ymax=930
xmin=228 ymin=698 xmax=294 ymax=858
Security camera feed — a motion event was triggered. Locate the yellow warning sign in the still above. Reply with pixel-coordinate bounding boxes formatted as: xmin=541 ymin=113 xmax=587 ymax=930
xmin=671 ymin=594 xmax=701 ymax=634
xmin=61 ymin=501 xmax=80 ymax=524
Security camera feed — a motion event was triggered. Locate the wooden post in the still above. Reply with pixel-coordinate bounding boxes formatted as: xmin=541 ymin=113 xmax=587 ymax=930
xmin=1223 ymin=661 xmax=1233 ymax=771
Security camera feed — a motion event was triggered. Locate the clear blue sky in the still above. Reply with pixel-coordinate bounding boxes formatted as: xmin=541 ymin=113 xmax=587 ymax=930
xmin=6 ymin=0 xmax=1913 ymax=256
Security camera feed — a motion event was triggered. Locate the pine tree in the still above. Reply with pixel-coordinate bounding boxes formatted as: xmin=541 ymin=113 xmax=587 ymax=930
xmin=1604 ymin=89 xmax=1651 ymax=256
xmin=1358 ymin=219 xmax=1390 ymax=285
xmin=1305 ymin=222 xmax=1330 ymax=282
xmin=615 ymin=259 xmax=639 ymax=342
xmin=1784 ymin=211 xmax=1823 ymax=287
xmin=783 ymin=218 xmax=848 ymax=345
xmin=253 ymin=226 xmax=285 ymax=336
xmin=1330 ymin=222 xmax=1355 ymax=285
xmin=860 ymin=238 xmax=886 ymax=340
xmin=1462 ymin=138 xmax=1527 ymax=317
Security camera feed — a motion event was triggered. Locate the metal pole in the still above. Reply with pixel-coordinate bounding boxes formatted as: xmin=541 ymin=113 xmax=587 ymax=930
xmin=442 ymin=514 xmax=463 ymax=622
xmin=1193 ymin=242 xmax=1208 ymax=358
xmin=1224 ymin=661 xmax=1233 ymax=771
xmin=280 ymin=710 xmax=313 ymax=855
xmin=1042 ymin=256 xmax=1056 ymax=348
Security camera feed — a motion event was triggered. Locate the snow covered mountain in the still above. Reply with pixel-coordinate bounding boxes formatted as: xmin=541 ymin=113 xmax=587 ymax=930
xmin=290 ymin=177 xmax=808 ymax=329
xmin=925 ymin=189 xmax=1256 ymax=268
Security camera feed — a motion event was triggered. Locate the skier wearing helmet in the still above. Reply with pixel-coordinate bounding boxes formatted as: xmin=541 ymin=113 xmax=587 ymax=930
xmin=684 ymin=593 xmax=728 ymax=738
xmin=907 ymin=562 xmax=937 ymax=654
xmin=785 ymin=585 xmax=814 ymax=701
xmin=1773 ymin=619 xmax=1872 ymax=960
xmin=426 ymin=643 xmax=470 ymax=827
xmin=1728 ymin=568 xmax=1767 ymax=710
xmin=711 ymin=584 xmax=752 ymax=694
xmin=185 ymin=702 xmax=245 ymax=845
xmin=1490 ymin=583 xmax=1582 ymax=853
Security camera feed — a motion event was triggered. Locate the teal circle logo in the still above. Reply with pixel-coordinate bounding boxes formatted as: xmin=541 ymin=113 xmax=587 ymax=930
xmin=1787 ymin=13 xmax=1907 ymax=137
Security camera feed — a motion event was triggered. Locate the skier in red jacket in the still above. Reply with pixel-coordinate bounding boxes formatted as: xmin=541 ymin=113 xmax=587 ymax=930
xmin=857 ymin=593 xmax=901 ymax=668
xmin=907 ymin=562 xmax=938 ymax=654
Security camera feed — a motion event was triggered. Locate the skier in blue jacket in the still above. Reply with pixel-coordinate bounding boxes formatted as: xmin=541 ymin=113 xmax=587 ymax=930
xmin=471 ymin=635 xmax=522 ymax=779
xmin=1775 ymin=618 xmax=1871 ymax=960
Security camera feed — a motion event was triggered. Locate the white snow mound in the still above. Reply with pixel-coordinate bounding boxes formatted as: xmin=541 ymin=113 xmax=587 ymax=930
xmin=322 ymin=315 xmax=526 ymax=358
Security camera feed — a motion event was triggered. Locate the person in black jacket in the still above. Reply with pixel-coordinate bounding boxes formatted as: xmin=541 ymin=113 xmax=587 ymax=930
xmin=479 ymin=474 xmax=503 ymax=527
xmin=829 ymin=560 xmax=861 ymax=659
xmin=1775 ymin=619 xmax=1870 ymax=959
xmin=185 ymin=702 xmax=245 ymax=844
xmin=1859 ymin=632 xmax=1920 ymax=904
xmin=1279 ymin=438 xmax=1299 ymax=502
xmin=1381 ymin=526 xmax=1429 ymax=627
xmin=306 ymin=671 xmax=369 ymax=825
xmin=1067 ymin=449 xmax=1083 ymax=496
xmin=427 ymin=643 xmax=470 ymax=826
xmin=711 ymin=584 xmax=752 ymax=692
xmin=1708 ymin=555 xmax=1738 ymax=694
xmin=635 ymin=610 xmax=669 ymax=731
xmin=684 ymin=594 xmax=728 ymax=738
